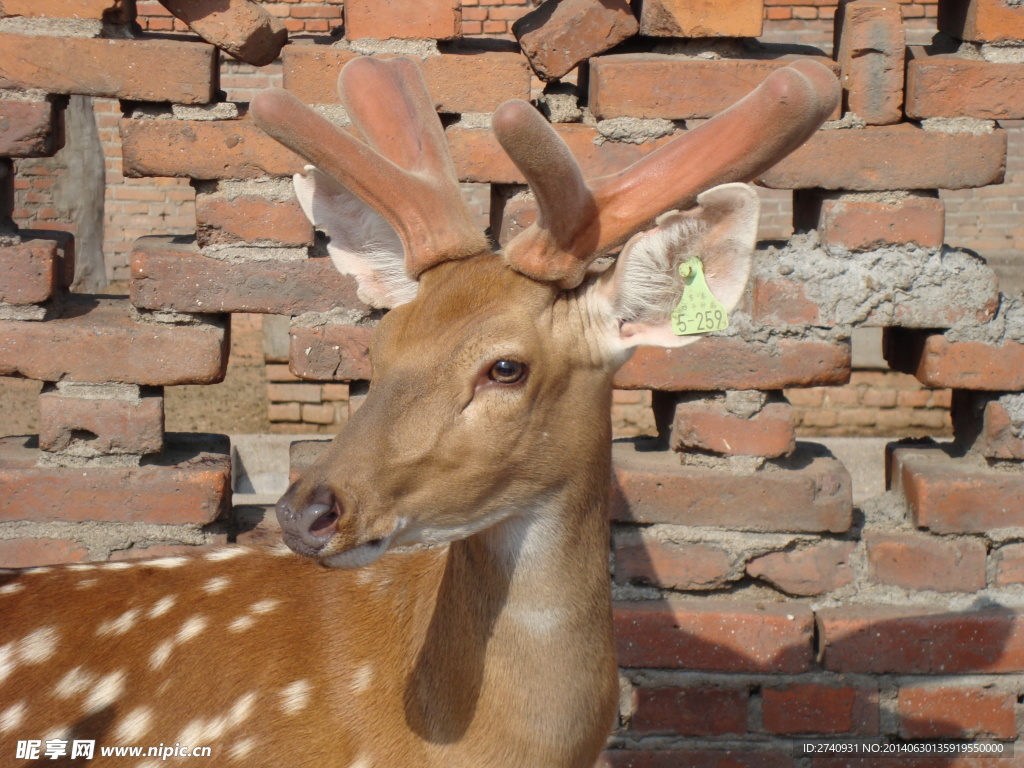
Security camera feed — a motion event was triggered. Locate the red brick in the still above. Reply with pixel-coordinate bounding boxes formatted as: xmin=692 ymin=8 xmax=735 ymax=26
xmin=0 ymin=0 xmax=133 ymax=22
xmin=282 ymin=48 xmax=531 ymax=114
xmin=120 ymin=118 xmax=301 ymax=180
xmin=953 ymin=392 xmax=1024 ymax=459
xmin=938 ymin=0 xmax=1024 ymax=43
xmin=0 ymin=100 xmax=61 ymax=158
xmin=161 ymin=0 xmax=286 ymax=66
xmin=886 ymin=328 xmax=1024 ymax=390
xmin=994 ymin=543 xmax=1024 ymax=586
xmin=512 ymin=0 xmax=637 ymax=82
xmin=906 ymin=49 xmax=1024 ymax=120
xmin=637 ymin=0 xmax=763 ymax=36
xmin=0 ymin=434 xmax=230 ymax=525
xmin=865 ymin=531 xmax=987 ymax=592
xmin=615 ymin=600 xmax=814 ymax=672
xmin=898 ymin=686 xmax=1016 ymax=739
xmin=603 ymin=751 xmax=792 ymax=768
xmin=589 ymin=54 xmax=840 ymax=120
xmin=0 ymin=240 xmax=59 ymax=304
xmin=746 ymin=541 xmax=856 ymax=596
xmin=0 ymin=538 xmax=89 ymax=568
xmin=834 ymin=0 xmax=905 ymax=124
xmin=615 ymin=538 xmax=733 ymax=590
xmin=613 ymin=337 xmax=851 ymax=391
xmin=763 ymin=684 xmax=878 ymax=735
xmin=131 ymin=238 xmax=367 ymax=316
xmin=611 ymin=442 xmax=852 ymax=533
xmin=665 ymin=398 xmax=796 ymax=457
xmin=195 ymin=194 xmax=313 ymax=248
xmin=267 ymin=382 xmax=322 ymax=403
xmin=344 ymin=0 xmax=461 ymax=39
xmin=446 ymin=123 xmax=678 ymax=184
xmin=0 ymin=295 xmax=228 ymax=385
xmin=750 ymin=277 xmax=822 ymax=326
xmin=39 ymin=388 xmax=164 ymax=456
xmin=758 ymin=124 xmax=1006 ymax=190
xmin=794 ymin=193 xmax=945 ymax=250
xmin=818 ymin=605 xmax=1024 ymax=673
xmin=289 ymin=322 xmax=373 ymax=380
xmin=631 ymin=686 xmax=748 ymax=735
xmin=0 ymin=34 xmax=217 ymax=104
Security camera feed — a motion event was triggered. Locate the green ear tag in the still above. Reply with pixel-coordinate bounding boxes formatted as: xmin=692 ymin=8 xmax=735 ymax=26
xmin=670 ymin=257 xmax=729 ymax=336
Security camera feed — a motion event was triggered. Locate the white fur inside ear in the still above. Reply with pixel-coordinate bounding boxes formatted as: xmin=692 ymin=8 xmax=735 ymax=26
xmin=293 ymin=166 xmax=418 ymax=309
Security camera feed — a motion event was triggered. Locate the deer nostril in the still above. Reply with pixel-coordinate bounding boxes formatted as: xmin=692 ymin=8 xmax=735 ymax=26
xmin=308 ymin=503 xmax=340 ymax=535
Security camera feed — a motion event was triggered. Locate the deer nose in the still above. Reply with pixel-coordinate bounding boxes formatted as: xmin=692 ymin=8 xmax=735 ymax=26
xmin=276 ymin=488 xmax=343 ymax=557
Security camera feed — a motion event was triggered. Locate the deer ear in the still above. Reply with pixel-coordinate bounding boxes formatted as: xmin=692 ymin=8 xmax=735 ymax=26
xmin=596 ymin=183 xmax=759 ymax=352
xmin=294 ymin=166 xmax=419 ymax=309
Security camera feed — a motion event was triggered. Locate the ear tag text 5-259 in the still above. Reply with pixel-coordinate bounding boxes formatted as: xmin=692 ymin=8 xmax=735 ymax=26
xmin=670 ymin=257 xmax=729 ymax=336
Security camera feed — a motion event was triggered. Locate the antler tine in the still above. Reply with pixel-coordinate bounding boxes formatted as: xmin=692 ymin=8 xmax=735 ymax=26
xmin=501 ymin=59 xmax=840 ymax=289
xmin=250 ymin=58 xmax=486 ymax=279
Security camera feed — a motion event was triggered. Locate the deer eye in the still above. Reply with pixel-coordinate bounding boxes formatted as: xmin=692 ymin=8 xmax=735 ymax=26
xmin=488 ymin=359 xmax=527 ymax=385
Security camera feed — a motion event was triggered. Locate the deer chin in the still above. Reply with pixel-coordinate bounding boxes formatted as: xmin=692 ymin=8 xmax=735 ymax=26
xmin=317 ymin=517 xmax=408 ymax=569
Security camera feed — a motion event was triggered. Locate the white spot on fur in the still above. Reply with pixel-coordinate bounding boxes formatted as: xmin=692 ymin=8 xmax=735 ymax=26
xmin=229 ymin=692 xmax=257 ymax=727
xmin=149 ymin=640 xmax=174 ymax=671
xmin=148 ymin=595 xmax=176 ymax=619
xmin=349 ymin=756 xmax=372 ymax=768
xmin=0 ymin=643 xmax=12 ymax=685
xmin=205 ymin=548 xmax=247 ymax=561
xmin=202 ymin=576 xmax=231 ymax=594
xmin=279 ymin=679 xmax=312 ymax=715
xmin=43 ymin=725 xmax=70 ymax=742
xmin=229 ymin=738 xmax=255 ymax=759
xmin=249 ymin=599 xmax=280 ymax=615
xmin=271 ymin=543 xmax=292 ymax=557
xmin=67 ymin=564 xmax=97 ymax=572
xmin=55 ymin=667 xmax=96 ymax=699
xmin=20 ymin=627 xmax=57 ymax=663
xmin=102 ymin=562 xmax=132 ymax=570
xmin=176 ymin=615 xmax=207 ymax=643
xmin=97 ymin=608 xmax=140 ymax=638
xmin=351 ymin=665 xmax=373 ymax=694
xmin=0 ymin=701 xmax=26 ymax=733
xmin=228 ymin=615 xmax=255 ymax=633
xmin=83 ymin=670 xmax=126 ymax=715
xmin=114 ymin=707 xmax=152 ymax=743
xmin=76 ymin=578 xmax=98 ymax=589
xmin=0 ymin=583 xmax=23 ymax=596
xmin=146 ymin=556 xmax=189 ymax=569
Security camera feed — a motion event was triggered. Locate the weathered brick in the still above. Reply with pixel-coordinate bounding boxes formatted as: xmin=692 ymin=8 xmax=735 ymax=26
xmin=283 ymin=48 xmax=531 ymax=114
xmin=793 ymin=192 xmax=945 ymax=251
xmin=890 ymin=443 xmax=1024 ymax=533
xmin=39 ymin=387 xmax=164 ymax=456
xmin=302 ymin=402 xmax=338 ymax=425
xmin=513 ymin=0 xmax=637 ymax=82
xmin=0 ymin=538 xmax=89 ymax=568
xmin=0 ymin=434 xmax=231 ymax=525
xmin=938 ymin=0 xmax=1024 ymax=43
xmin=763 ymin=684 xmax=878 ymax=735
xmin=267 ymin=382 xmax=322 ymax=404
xmin=662 ymin=396 xmax=795 ymax=457
xmin=637 ymin=0 xmax=763 ymax=37
xmin=446 ymin=123 xmax=677 ymax=184
xmin=344 ymin=0 xmax=461 ymax=40
xmin=906 ymin=48 xmax=1024 ymax=120
xmin=614 ymin=337 xmax=851 ymax=391
xmin=161 ymin=0 xmax=286 ymax=66
xmin=758 ymin=124 xmax=1006 ymax=190
xmin=749 ymin=276 xmax=822 ymax=326
xmin=615 ymin=538 xmax=733 ymax=590
xmin=834 ymin=0 xmax=905 ymax=124
xmin=886 ymin=328 xmax=1024 ymax=390
xmin=819 ymin=605 xmax=1024 ymax=673
xmin=0 ymin=34 xmax=217 ymax=104
xmin=268 ymin=402 xmax=301 ymax=422
xmin=0 ymin=0 xmax=133 ymax=22
xmin=994 ymin=543 xmax=1024 ymax=586
xmin=0 ymin=100 xmax=61 ymax=158
xmin=952 ymin=391 xmax=1024 ymax=460
xmin=0 ymin=239 xmax=59 ymax=304
xmin=631 ymin=686 xmax=748 ymax=735
xmin=611 ymin=442 xmax=853 ymax=533
xmin=131 ymin=237 xmax=366 ymax=316
xmin=615 ymin=600 xmax=814 ymax=672
xmin=121 ymin=118 xmax=301 ymax=180
xmin=898 ymin=686 xmax=1016 ymax=739
xmin=746 ymin=541 xmax=856 ymax=596
xmin=589 ymin=54 xmax=840 ymax=121
xmin=865 ymin=531 xmax=987 ymax=592
xmin=196 ymin=193 xmax=313 ymax=248
xmin=0 ymin=295 xmax=228 ymax=385
xmin=289 ymin=322 xmax=374 ymax=381
xmin=603 ymin=751 xmax=792 ymax=768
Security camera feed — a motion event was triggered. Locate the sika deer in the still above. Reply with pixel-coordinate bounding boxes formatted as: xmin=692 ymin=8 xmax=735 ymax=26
xmin=0 ymin=57 xmax=838 ymax=767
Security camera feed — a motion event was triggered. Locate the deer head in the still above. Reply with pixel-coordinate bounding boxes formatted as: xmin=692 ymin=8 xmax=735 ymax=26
xmin=251 ymin=56 xmax=839 ymax=569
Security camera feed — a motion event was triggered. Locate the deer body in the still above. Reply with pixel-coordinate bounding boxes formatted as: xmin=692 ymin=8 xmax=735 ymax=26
xmin=0 ymin=57 xmax=838 ymax=767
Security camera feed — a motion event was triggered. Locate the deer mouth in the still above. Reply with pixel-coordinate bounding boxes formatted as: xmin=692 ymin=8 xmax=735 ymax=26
xmin=319 ymin=533 xmax=395 ymax=569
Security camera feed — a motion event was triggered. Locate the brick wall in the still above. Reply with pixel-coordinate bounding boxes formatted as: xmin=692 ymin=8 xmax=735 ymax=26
xmin=2 ymin=0 xmax=1024 ymax=765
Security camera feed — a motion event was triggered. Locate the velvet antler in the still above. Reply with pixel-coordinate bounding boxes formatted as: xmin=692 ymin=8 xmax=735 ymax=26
xmin=495 ymin=59 xmax=841 ymax=289
xmin=250 ymin=57 xmax=487 ymax=278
